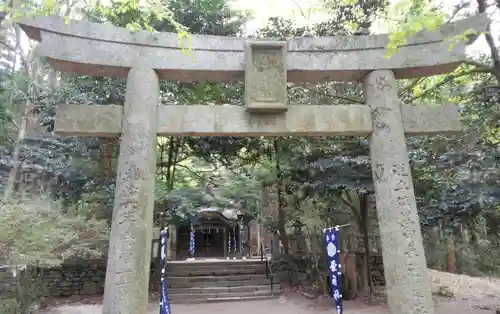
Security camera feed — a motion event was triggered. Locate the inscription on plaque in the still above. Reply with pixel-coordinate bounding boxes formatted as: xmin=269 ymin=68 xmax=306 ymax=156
xmin=245 ymin=41 xmax=287 ymax=113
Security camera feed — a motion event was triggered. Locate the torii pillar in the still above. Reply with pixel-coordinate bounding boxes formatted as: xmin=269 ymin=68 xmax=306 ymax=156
xmin=365 ymin=70 xmax=433 ymax=313
xmin=17 ymin=13 xmax=488 ymax=314
xmin=101 ymin=67 xmax=159 ymax=314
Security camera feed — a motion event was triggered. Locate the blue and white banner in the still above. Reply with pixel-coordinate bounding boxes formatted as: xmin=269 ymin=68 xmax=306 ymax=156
xmin=159 ymin=228 xmax=172 ymax=314
xmin=324 ymin=226 xmax=342 ymax=314
xmin=227 ymin=229 xmax=232 ymax=257
xmin=188 ymin=223 xmax=195 ymax=259
xmin=232 ymin=226 xmax=237 ymax=253
xmin=239 ymin=223 xmax=245 ymax=258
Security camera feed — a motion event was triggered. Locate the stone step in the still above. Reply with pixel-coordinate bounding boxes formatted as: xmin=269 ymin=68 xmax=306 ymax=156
xmin=206 ymin=295 xmax=280 ymax=303
xmin=167 ymin=267 xmax=265 ymax=277
xmin=166 ymin=274 xmax=269 ymax=284
xmin=167 ymin=260 xmax=265 ymax=268
xmin=168 ymin=289 xmax=281 ymax=303
xmin=167 ymin=278 xmax=272 ymax=288
xmin=169 ymin=284 xmax=278 ymax=294
xmin=170 ymin=295 xmax=280 ymax=304
xmin=167 ymin=263 xmax=265 ymax=272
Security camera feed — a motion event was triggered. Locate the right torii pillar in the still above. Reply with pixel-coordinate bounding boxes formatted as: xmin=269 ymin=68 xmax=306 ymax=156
xmin=365 ymin=70 xmax=433 ymax=314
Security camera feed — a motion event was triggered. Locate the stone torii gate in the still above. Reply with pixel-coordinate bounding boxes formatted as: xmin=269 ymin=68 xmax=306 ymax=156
xmin=19 ymin=14 xmax=487 ymax=314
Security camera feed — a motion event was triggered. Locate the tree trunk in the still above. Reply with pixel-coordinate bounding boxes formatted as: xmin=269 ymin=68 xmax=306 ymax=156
xmin=3 ymin=103 xmax=29 ymax=201
xmin=3 ymin=25 xmax=32 ymax=201
xmin=273 ymin=138 xmax=289 ymax=255
xmin=447 ymin=233 xmax=455 ymax=273
xmin=152 ymin=137 xmax=180 ymax=291
xmin=96 ymin=138 xmax=117 ymax=220
xmin=476 ymin=0 xmax=500 ymax=83
xmin=360 ymin=193 xmax=374 ymax=294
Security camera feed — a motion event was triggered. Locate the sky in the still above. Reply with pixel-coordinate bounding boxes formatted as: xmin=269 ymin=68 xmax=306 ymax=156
xmin=230 ymin=0 xmax=499 ymax=56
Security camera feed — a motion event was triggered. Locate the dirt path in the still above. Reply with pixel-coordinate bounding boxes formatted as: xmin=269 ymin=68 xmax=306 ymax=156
xmin=39 ymin=270 xmax=500 ymax=314
xmin=37 ymin=296 xmax=386 ymax=314
xmin=38 ymin=294 xmax=500 ymax=314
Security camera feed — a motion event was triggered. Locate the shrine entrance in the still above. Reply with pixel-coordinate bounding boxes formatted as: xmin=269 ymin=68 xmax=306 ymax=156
xmin=177 ymin=225 xmax=226 ymax=259
xmin=194 ymin=228 xmax=225 ymax=258
xmin=176 ymin=209 xmax=241 ymax=259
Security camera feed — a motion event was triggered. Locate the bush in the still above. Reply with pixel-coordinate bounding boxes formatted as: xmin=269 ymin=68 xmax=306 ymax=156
xmin=434 ymin=285 xmax=454 ymax=298
xmin=0 ymin=195 xmax=109 ymax=313
xmin=0 ymin=296 xmax=24 ymax=314
xmin=0 ymin=275 xmax=46 ymax=314
xmin=423 ymin=227 xmax=500 ymax=277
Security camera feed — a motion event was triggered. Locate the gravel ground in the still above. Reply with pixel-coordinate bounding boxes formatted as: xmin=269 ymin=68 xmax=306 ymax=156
xmin=38 ymin=270 xmax=500 ymax=314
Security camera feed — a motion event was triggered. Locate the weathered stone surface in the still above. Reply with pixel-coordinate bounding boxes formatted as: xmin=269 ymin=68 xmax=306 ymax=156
xmin=54 ymin=104 xmax=123 ymax=137
xmin=365 ymin=70 xmax=434 ymax=314
xmin=0 ymin=260 xmax=107 ymax=297
xmin=168 ymin=225 xmax=177 ymax=261
xmin=18 ymin=14 xmax=487 ymax=82
xmin=81 ymin=281 xmax=100 ymax=295
xmin=401 ymin=103 xmax=461 ymax=135
xmin=54 ymin=103 xmax=461 ymax=137
xmin=245 ymin=41 xmax=287 ymax=113
xmin=102 ymin=68 xmax=159 ymax=314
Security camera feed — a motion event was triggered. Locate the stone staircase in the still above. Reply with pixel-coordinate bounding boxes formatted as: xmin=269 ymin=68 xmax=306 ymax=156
xmin=166 ymin=259 xmax=281 ymax=303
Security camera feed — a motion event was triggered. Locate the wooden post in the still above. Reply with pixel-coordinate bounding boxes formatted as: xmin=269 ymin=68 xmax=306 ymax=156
xmin=346 ymin=253 xmax=358 ymax=297
xmin=447 ymin=234 xmax=455 ymax=273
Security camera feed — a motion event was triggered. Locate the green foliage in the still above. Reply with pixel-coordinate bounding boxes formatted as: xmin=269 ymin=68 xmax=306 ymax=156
xmin=384 ymin=0 xmax=445 ymax=56
xmin=321 ymin=0 xmax=388 ymax=34
xmin=161 ymin=185 xmax=206 ymax=219
xmin=85 ymin=0 xmax=249 ymax=52
xmin=0 ymin=195 xmax=109 ymax=267
xmin=386 ymin=13 xmax=445 ymax=57
xmin=0 ymin=195 xmax=109 ymax=313
xmin=0 ymin=274 xmax=47 ymax=314
xmin=0 ymin=296 xmax=23 ymax=314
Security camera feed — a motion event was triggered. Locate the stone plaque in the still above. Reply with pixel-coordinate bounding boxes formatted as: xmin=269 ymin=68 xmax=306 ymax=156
xmin=245 ymin=41 xmax=287 ymax=113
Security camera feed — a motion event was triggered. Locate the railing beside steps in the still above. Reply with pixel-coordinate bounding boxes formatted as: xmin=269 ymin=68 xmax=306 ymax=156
xmin=259 ymin=237 xmax=274 ymax=294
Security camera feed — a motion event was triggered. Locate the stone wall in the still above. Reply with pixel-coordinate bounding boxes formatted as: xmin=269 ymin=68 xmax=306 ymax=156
xmin=0 ymin=256 xmax=385 ymax=299
xmin=0 ymin=260 xmax=107 ymax=298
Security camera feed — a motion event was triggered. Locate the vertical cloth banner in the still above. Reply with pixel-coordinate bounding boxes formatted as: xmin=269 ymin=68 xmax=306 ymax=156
xmin=227 ymin=229 xmax=232 ymax=258
xmin=239 ymin=222 xmax=245 ymax=259
xmin=232 ymin=226 xmax=237 ymax=253
xmin=324 ymin=226 xmax=343 ymax=314
xmin=188 ymin=223 xmax=195 ymax=259
xmin=159 ymin=228 xmax=172 ymax=314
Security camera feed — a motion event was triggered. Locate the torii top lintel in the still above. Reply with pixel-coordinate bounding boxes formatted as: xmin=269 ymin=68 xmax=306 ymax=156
xmin=18 ymin=14 xmax=488 ymax=83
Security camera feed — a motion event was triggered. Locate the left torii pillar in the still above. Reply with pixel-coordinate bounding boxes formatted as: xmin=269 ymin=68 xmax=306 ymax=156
xmin=102 ymin=68 xmax=159 ymax=314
